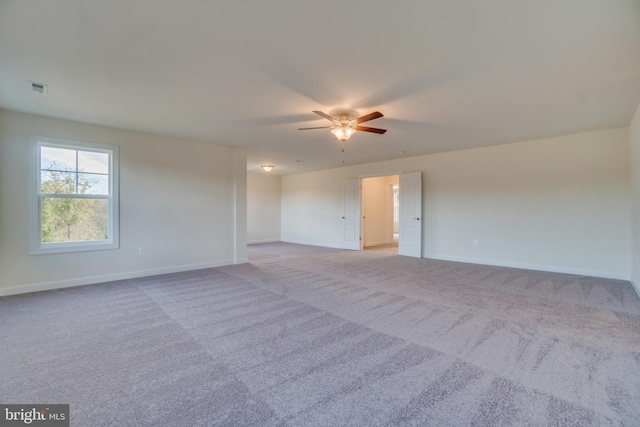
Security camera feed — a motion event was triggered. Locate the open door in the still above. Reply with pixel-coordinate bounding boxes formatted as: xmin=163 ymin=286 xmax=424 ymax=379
xmin=398 ymin=172 xmax=422 ymax=257
xmin=342 ymin=178 xmax=361 ymax=250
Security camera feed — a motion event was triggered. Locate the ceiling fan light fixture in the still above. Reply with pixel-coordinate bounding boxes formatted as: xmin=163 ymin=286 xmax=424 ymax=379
xmin=298 ymin=110 xmax=385 ymax=143
xmin=261 ymin=165 xmax=275 ymax=172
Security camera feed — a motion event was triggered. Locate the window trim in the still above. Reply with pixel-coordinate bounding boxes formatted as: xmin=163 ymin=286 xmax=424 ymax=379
xmin=29 ymin=135 xmax=120 ymax=255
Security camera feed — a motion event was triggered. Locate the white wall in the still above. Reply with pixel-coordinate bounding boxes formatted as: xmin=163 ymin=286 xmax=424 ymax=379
xmin=630 ymin=104 xmax=640 ymax=293
xmin=0 ymin=110 xmax=247 ymax=296
xmin=247 ymin=172 xmax=281 ymax=244
xmin=282 ymin=128 xmax=631 ymax=279
xmin=363 ymin=175 xmax=398 ymax=247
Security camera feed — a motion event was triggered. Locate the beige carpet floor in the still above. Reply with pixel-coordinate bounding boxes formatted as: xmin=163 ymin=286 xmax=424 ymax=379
xmin=1 ymin=242 xmax=639 ymax=426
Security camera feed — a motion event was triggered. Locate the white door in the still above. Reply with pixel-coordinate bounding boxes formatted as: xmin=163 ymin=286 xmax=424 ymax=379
xmin=342 ymin=179 xmax=361 ymax=250
xmin=398 ymin=172 xmax=422 ymax=257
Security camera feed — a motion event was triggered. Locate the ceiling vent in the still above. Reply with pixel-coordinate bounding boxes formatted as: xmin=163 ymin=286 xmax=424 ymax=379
xmin=29 ymin=81 xmax=48 ymax=94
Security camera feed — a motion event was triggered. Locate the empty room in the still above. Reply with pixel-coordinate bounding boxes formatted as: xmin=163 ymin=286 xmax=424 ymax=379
xmin=1 ymin=1 xmax=640 ymax=426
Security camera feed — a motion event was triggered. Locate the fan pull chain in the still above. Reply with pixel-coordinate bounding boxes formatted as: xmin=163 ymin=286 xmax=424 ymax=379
xmin=341 ymin=141 xmax=345 ymax=164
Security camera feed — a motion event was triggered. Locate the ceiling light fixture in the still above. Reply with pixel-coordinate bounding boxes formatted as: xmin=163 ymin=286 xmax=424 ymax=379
xmin=261 ymin=165 xmax=274 ymax=172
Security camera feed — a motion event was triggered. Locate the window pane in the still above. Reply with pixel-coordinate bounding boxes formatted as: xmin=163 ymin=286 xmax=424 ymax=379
xmin=41 ymin=146 xmax=76 ymax=171
xmin=78 ymin=151 xmax=109 ymax=174
xmin=41 ymin=170 xmax=77 ymax=194
xmin=42 ymin=197 xmax=108 ymax=243
xmin=78 ymin=173 xmax=109 ymax=195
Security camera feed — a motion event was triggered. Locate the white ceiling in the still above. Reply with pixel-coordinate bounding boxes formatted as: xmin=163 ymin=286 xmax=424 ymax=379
xmin=1 ymin=0 xmax=639 ymax=175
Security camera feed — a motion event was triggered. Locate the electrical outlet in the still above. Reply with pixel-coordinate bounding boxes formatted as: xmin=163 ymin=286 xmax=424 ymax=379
xmin=138 ymin=247 xmax=145 ymax=255
xmin=473 ymin=239 xmax=479 ymax=247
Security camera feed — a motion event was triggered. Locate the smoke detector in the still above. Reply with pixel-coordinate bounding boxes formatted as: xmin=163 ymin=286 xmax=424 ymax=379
xmin=29 ymin=81 xmax=48 ymax=94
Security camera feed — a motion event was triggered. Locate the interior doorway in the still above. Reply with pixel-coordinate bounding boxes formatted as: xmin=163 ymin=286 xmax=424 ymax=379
xmin=362 ymin=175 xmax=400 ymax=253
xmin=342 ymin=172 xmax=422 ymax=257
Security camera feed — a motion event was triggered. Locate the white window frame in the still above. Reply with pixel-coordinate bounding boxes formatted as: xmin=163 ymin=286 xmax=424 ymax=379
xmin=29 ymin=135 xmax=120 ymax=255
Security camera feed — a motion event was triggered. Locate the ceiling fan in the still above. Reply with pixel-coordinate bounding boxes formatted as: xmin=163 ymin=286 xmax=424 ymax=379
xmin=298 ymin=111 xmax=387 ymax=142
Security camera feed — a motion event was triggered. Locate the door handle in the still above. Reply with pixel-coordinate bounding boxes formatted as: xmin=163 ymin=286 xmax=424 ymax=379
xmin=413 ymin=217 xmax=421 ymax=221
xmin=342 ymin=216 xmax=345 ymax=219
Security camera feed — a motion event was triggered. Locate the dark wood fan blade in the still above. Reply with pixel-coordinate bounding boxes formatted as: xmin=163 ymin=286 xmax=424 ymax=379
xmin=356 ymin=126 xmax=387 ymax=134
xmin=298 ymin=126 xmax=332 ymax=130
xmin=354 ymin=111 xmax=383 ymax=124
xmin=312 ymin=111 xmax=336 ymax=122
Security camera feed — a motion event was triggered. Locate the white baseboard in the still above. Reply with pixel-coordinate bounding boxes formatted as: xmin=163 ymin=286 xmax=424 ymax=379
xmin=280 ymin=238 xmax=343 ymax=249
xmin=423 ymin=253 xmax=629 ymax=281
xmin=1 ymin=259 xmax=237 ymax=297
xmin=248 ymin=239 xmax=281 ymax=245
xmin=631 ymin=279 xmax=640 ymax=299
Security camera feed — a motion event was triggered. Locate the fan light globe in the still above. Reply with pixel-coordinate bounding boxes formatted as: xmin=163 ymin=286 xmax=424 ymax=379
xmin=331 ymin=126 xmax=356 ymax=142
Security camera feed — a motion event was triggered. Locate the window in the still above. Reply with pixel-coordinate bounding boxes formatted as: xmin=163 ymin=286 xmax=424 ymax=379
xmin=30 ymin=136 xmax=119 ymax=255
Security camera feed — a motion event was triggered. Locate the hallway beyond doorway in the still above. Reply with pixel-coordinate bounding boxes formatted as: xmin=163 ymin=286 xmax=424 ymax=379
xmin=364 ymin=233 xmax=398 ymax=253
xmin=362 ymin=175 xmax=399 ymax=252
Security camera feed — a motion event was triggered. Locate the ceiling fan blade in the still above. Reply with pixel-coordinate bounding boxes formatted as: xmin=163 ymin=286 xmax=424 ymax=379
xmin=298 ymin=126 xmax=332 ymax=130
xmin=312 ymin=111 xmax=336 ymax=122
xmin=354 ymin=111 xmax=383 ymax=124
xmin=356 ymin=126 xmax=387 ymax=134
